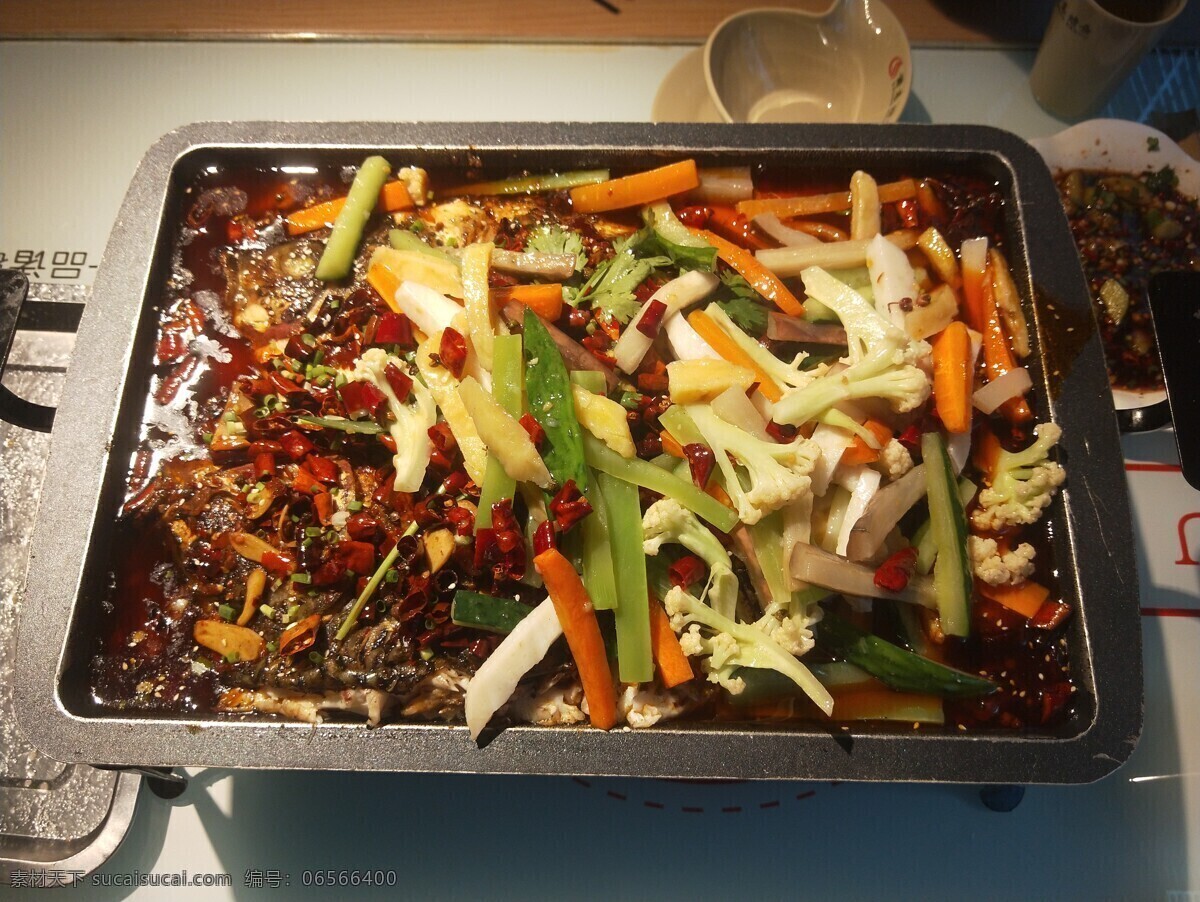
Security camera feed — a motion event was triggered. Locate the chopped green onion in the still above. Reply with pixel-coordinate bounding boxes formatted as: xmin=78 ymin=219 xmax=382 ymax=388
xmin=348 ymin=500 xmax=364 ymax=511
xmin=225 ymin=652 xmax=241 ymax=664
xmin=337 ymin=521 xmax=418 ymax=640
xmin=384 ymin=568 xmax=400 ymax=583
xmin=446 ymin=169 xmax=609 ymax=197
xmin=259 ymin=604 xmax=275 ymax=618
xmin=290 ymin=572 xmax=312 ymax=584
xmin=218 ymin=604 xmax=235 ymax=621
xmin=308 ymin=650 xmax=324 ymax=665
xmin=295 ymin=414 xmax=384 ymax=434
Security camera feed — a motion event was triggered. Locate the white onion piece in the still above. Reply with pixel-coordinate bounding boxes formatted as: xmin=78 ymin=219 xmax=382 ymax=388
xmin=790 ymin=541 xmax=937 ymax=608
xmin=664 ymin=311 xmax=720 ymax=361
xmin=393 ymin=280 xmax=463 ymax=337
xmin=489 ymin=248 xmax=576 ymax=280
xmin=612 ymin=270 xmax=719 ymax=374
xmin=973 ymin=367 xmax=1032 ymax=414
xmin=960 ymin=236 xmax=988 ymax=281
xmin=809 ymin=423 xmax=853 ymax=496
xmin=833 ymin=465 xmax=882 ymax=557
xmin=690 ymin=166 xmax=754 ymax=204
xmin=866 ymin=233 xmax=919 ymax=330
xmin=750 ymin=391 xmax=775 ymax=423
xmin=844 ymin=464 xmax=927 ymax=562
xmin=464 ymin=597 xmax=562 ymax=740
xmin=711 ymin=386 xmax=771 ymax=440
xmin=753 ymin=213 xmax=820 ymax=247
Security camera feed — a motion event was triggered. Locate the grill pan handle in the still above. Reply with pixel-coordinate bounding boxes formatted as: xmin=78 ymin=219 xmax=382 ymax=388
xmin=1147 ymin=271 xmax=1200 ymax=490
xmin=0 ymin=269 xmax=76 ymax=433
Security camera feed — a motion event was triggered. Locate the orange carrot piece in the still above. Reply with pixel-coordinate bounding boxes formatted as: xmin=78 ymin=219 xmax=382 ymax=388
xmin=366 ymin=263 xmax=403 ymax=314
xmin=569 ymin=160 xmax=699 ymax=214
xmin=687 ymin=310 xmax=784 ymax=401
xmin=960 ymin=252 xmax=988 ymax=332
xmin=706 ymin=481 xmax=735 ymax=509
xmin=534 ymin=548 xmax=618 ymax=730
xmin=736 ymin=178 xmax=918 ymax=219
xmin=286 ymin=180 xmax=414 ymax=235
xmin=839 ymin=419 xmax=894 ymax=466
xmin=979 ymin=579 xmax=1050 ymax=619
xmin=491 ymin=283 xmax=563 ymax=321
xmin=979 ymin=271 xmax=1033 ymax=424
xmin=931 ymin=321 xmax=973 ymax=434
xmin=649 ymin=597 xmax=694 ymax=689
xmin=971 ymin=423 xmax=1003 ymax=480
xmin=660 ymin=429 xmax=686 ymax=459
xmin=706 ymin=205 xmax=771 ymax=250
xmin=695 ymin=229 xmax=805 ymax=316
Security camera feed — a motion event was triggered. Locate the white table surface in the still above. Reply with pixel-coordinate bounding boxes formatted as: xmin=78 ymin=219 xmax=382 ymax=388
xmin=2 ymin=40 xmax=1197 ymax=900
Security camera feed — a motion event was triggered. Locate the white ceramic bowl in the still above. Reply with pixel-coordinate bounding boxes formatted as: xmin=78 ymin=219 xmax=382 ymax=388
xmin=704 ymin=1 xmax=911 ymax=124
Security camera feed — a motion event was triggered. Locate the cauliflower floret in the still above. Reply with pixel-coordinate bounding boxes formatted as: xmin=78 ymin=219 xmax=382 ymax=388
xmin=872 ymin=437 xmax=914 ymax=481
xmin=772 ymin=267 xmax=932 ymax=426
xmin=424 ymin=199 xmax=495 ymax=248
xmin=686 ymin=405 xmax=820 ymax=525
xmin=969 ymin=536 xmax=1037 ymax=587
xmin=642 ymin=498 xmax=739 ymax=620
xmin=397 ymin=166 xmax=430 ymax=206
xmin=509 ymin=682 xmax=587 ymax=727
xmin=755 ymin=606 xmax=816 ymax=657
xmin=972 ymin=422 xmax=1067 ymax=532
xmin=346 ymin=348 xmax=436 ymax=492
xmin=665 ymin=586 xmax=831 ymax=713
xmin=616 ymin=683 xmax=702 ymax=729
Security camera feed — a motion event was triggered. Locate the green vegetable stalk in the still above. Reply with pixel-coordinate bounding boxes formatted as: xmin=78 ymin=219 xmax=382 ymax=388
xmin=921 ymin=432 xmax=973 ymax=637
xmin=475 ymin=334 xmax=523 ymax=530
xmin=451 ymin=590 xmax=532 ymax=634
xmin=599 ymin=472 xmax=652 ymax=682
xmin=522 ymin=313 xmax=590 ymax=491
xmin=815 ymin=613 xmax=995 ymax=698
xmin=316 ymin=155 xmax=391 ymax=281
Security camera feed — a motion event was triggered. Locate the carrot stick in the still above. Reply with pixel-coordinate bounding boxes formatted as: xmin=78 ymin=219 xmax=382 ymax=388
xmin=694 ymin=229 xmax=805 ymax=316
xmin=687 ymin=310 xmax=783 ymax=401
xmin=660 ymin=429 xmax=686 ymax=459
xmin=979 ymin=269 xmax=1033 ymax=424
xmin=534 ymin=548 xmax=618 ymax=730
xmin=649 ymin=596 xmax=694 ymax=688
xmin=570 ymin=160 xmax=699 ymax=214
xmin=978 ymin=579 xmax=1050 ymax=619
xmin=366 ymin=263 xmax=403 ymax=314
xmin=286 ymin=180 xmax=414 ymax=236
xmin=931 ymin=321 xmax=973 ymax=433
xmin=839 ymin=419 xmax=893 ymax=466
xmin=737 ymin=178 xmax=918 ymax=219
xmin=971 ymin=423 xmax=1003 ymax=480
xmin=491 ymin=283 xmax=563 ymax=321
xmin=705 ymin=481 xmax=735 ymax=509
xmin=960 ymin=243 xmax=989 ymax=332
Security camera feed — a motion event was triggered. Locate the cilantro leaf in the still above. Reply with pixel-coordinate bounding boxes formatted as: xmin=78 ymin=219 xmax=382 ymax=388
xmin=1144 ymin=164 xmax=1178 ymax=194
xmin=713 ymin=270 xmax=768 ymax=336
xmin=571 ymin=230 xmax=670 ymax=323
xmin=525 ymin=224 xmax=586 ymax=272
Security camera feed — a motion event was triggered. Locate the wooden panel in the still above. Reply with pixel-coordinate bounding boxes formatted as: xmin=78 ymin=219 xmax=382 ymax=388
xmin=3 ymin=0 xmax=1198 ymax=45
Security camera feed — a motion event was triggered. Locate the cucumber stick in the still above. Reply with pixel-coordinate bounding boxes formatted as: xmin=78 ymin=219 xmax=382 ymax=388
xmin=451 ymin=590 xmax=532 ymax=634
xmin=921 ymin=432 xmax=973 ymax=637
xmin=522 ymin=313 xmax=590 ymax=493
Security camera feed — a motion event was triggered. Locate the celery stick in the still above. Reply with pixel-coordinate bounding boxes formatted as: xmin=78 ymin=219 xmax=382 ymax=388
xmin=389 ymin=228 xmax=454 ymax=261
xmin=599 ymin=472 xmax=652 ymax=682
xmin=448 ymin=169 xmax=609 ymax=197
xmin=748 ymin=512 xmax=791 ymax=607
xmin=580 ymin=471 xmax=619 ymax=611
xmin=316 ymin=155 xmax=391 ymax=281
xmin=582 ymin=433 xmax=737 ymax=533
xmin=475 ymin=334 xmax=523 ymax=529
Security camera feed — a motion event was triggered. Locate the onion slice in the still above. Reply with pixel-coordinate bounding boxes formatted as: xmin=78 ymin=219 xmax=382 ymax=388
xmin=464 ymin=597 xmax=563 ymax=740
xmin=972 ymin=367 xmax=1032 ymax=414
xmin=753 ymin=213 xmax=820 ymax=247
xmin=711 ymin=386 xmax=771 ymax=440
xmin=790 ymin=541 xmax=937 ymax=608
xmin=690 ymin=166 xmax=754 ymax=204
xmin=844 ymin=464 xmax=928 ymax=562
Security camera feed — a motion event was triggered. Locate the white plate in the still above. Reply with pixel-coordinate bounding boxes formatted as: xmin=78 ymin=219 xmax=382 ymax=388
xmin=1029 ymin=119 xmax=1199 ymax=411
xmin=651 ymin=47 xmax=722 ymax=124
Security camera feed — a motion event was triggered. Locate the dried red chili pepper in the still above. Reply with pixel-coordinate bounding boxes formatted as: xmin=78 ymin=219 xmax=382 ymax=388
xmin=383 ymin=361 xmax=413 ymax=402
xmin=675 ymin=205 xmax=713 ymax=228
xmin=445 ymin=505 xmax=475 ymax=536
xmin=669 ymin=554 xmax=706 ymax=589
xmin=533 ymin=519 xmax=557 ymax=555
xmin=310 ymin=556 xmax=347 ymax=587
xmin=253 ymin=452 xmax=276 ymax=480
xmin=874 ymin=547 xmax=919 ymax=593
xmin=439 ymin=328 xmax=468 ymax=378
xmin=312 ymin=491 xmax=336 ymax=525
xmin=427 ymin=422 xmax=457 ymax=452
xmin=637 ymin=372 xmax=669 ymax=393
xmin=346 ymin=512 xmax=381 ymax=542
xmin=636 ymin=299 xmax=668 ymax=338
xmin=1030 ymin=600 xmax=1072 ymax=631
xmin=519 ymin=413 xmax=545 ymax=447
xmin=339 ymin=380 xmax=387 ymax=419
xmin=305 ymin=455 xmax=339 ymax=485
xmin=278 ymin=614 xmax=322 ymax=656
xmin=248 ymin=440 xmax=284 ymax=455
xmin=373 ymin=312 xmax=413 ymax=347
xmin=269 ymin=370 xmax=307 ymax=396
xmin=439 ymin=470 xmax=469 ymax=496
xmin=896 ymin=197 xmax=921 ymax=229
xmin=550 ymin=480 xmax=593 ymax=532
xmin=682 ymin=442 xmax=716 ymax=488
xmin=765 ymin=421 xmax=797 ymax=443
xmin=285 ymin=332 xmax=316 ymax=362
xmin=336 ymin=540 xmax=376 ymax=575
xmin=261 ymin=550 xmax=297 ymax=579
xmin=280 ymin=430 xmax=316 ymax=461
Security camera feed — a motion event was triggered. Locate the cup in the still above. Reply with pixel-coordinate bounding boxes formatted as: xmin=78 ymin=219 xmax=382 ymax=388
xmin=704 ymin=1 xmax=911 ymax=124
xmin=1030 ymin=0 xmax=1188 ymax=120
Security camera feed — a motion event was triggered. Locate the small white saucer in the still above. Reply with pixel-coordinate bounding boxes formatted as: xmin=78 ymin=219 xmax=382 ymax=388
xmin=651 ymin=48 xmax=722 ymax=124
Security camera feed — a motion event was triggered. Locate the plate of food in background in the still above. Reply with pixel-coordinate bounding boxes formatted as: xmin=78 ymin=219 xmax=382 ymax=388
xmin=1031 ymin=119 xmax=1200 ymax=421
